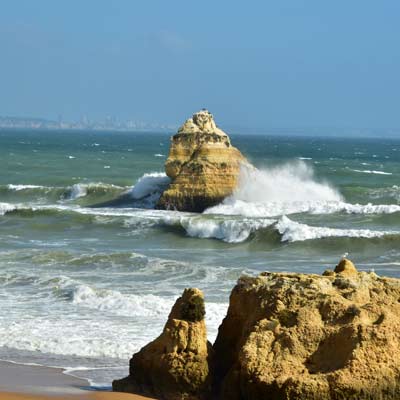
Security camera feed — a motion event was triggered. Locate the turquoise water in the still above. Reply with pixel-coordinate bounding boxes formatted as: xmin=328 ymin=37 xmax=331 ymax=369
xmin=1 ymin=129 xmax=400 ymax=385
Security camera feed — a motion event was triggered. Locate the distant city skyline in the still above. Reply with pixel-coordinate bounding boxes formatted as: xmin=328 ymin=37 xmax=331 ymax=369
xmin=1 ymin=113 xmax=400 ymax=138
xmin=1 ymin=1 xmax=400 ymax=134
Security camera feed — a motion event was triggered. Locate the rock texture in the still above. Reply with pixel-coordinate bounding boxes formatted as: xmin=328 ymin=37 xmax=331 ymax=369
xmin=114 ymin=259 xmax=400 ymax=399
xmin=112 ymin=288 xmax=213 ymax=400
xmin=156 ymin=110 xmax=248 ymax=212
xmin=213 ymin=260 xmax=400 ymax=399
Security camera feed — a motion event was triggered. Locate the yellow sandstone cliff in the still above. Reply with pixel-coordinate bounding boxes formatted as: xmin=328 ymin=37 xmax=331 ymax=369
xmin=156 ymin=110 xmax=248 ymax=212
xmin=114 ymin=259 xmax=400 ymax=400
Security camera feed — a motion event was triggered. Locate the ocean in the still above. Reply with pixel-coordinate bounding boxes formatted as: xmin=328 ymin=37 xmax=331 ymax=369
xmin=1 ymin=129 xmax=400 ymax=386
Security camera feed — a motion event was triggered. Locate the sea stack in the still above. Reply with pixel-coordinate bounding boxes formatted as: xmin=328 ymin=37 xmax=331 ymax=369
xmin=157 ymin=110 xmax=248 ymax=212
xmin=113 ymin=288 xmax=213 ymax=400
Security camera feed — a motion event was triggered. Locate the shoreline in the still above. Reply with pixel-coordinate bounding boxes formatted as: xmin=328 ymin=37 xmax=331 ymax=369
xmin=0 ymin=361 xmax=154 ymax=399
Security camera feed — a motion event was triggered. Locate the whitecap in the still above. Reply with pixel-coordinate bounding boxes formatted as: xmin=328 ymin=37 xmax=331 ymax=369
xmin=352 ymin=169 xmax=392 ymax=175
xmin=276 ymin=215 xmax=398 ymax=243
xmin=7 ymin=184 xmax=48 ymax=191
xmin=0 ymin=202 xmax=16 ymax=215
xmin=175 ymin=216 xmax=275 ymax=243
xmin=69 ymin=184 xmax=88 ymax=200
xmin=129 ymin=172 xmax=171 ymax=208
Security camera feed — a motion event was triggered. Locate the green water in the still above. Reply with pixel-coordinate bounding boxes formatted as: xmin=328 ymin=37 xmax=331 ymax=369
xmin=1 ymin=129 xmax=400 ymax=385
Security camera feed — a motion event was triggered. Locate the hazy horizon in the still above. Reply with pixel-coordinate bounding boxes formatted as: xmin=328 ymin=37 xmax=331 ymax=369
xmin=1 ymin=1 xmax=400 ymax=133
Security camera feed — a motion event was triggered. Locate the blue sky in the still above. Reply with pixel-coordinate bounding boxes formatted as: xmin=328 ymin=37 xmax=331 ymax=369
xmin=1 ymin=1 xmax=399 ymax=131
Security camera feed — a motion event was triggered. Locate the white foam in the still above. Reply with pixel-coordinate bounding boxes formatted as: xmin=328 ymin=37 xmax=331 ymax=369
xmin=0 ymin=274 xmax=228 ymax=359
xmin=0 ymin=202 xmax=16 ymax=215
xmin=154 ymin=153 xmax=165 ymax=157
xmin=352 ymin=169 xmax=392 ymax=175
xmin=67 ymin=282 xmax=173 ymax=317
xmin=178 ymin=216 xmax=274 ymax=243
xmin=128 ymin=172 xmax=171 ymax=208
xmin=69 ymin=184 xmax=88 ymax=200
xmin=233 ymin=162 xmax=342 ymax=204
xmin=276 ymin=215 xmax=398 ymax=242
xmin=7 ymin=184 xmax=48 ymax=191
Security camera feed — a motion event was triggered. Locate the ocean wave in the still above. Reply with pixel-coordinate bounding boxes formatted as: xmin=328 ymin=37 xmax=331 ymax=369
xmin=173 ymin=215 xmax=275 ymax=243
xmin=58 ymin=278 xmax=174 ymax=317
xmin=0 ymin=202 xmax=16 ymax=215
xmin=232 ymin=162 xmax=342 ymax=204
xmin=0 ymin=274 xmax=228 ymax=359
xmin=3 ymin=201 xmax=400 ymax=245
xmin=351 ymin=169 xmax=393 ymax=175
xmin=1 ymin=182 xmax=127 ymax=203
xmin=367 ymin=186 xmax=400 ymax=202
xmin=276 ymin=216 xmax=399 ymax=243
xmin=128 ymin=172 xmax=170 ymax=208
xmin=206 ymin=199 xmax=400 ymax=218
xmin=7 ymin=184 xmax=50 ymax=191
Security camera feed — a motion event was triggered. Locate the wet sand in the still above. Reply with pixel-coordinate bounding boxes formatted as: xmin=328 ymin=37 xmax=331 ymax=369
xmin=0 ymin=361 xmax=154 ymax=399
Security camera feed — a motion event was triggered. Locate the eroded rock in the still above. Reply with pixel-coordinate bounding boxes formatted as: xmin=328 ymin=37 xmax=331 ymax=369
xmin=112 ymin=288 xmax=213 ymax=400
xmin=157 ymin=110 xmax=249 ymax=212
xmin=213 ymin=261 xmax=400 ymax=399
xmin=114 ymin=260 xmax=400 ymax=399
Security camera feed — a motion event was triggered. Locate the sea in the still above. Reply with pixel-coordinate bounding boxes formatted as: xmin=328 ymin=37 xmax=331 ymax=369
xmin=1 ymin=129 xmax=400 ymax=387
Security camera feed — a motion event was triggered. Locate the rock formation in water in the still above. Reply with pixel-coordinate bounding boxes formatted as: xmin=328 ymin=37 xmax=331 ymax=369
xmin=114 ymin=259 xmax=400 ymax=399
xmin=112 ymin=288 xmax=213 ymax=400
xmin=156 ymin=110 xmax=249 ymax=212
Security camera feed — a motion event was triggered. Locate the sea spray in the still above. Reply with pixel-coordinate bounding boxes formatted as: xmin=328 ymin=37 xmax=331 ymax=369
xmin=233 ymin=161 xmax=342 ymax=203
xmin=129 ymin=172 xmax=171 ymax=208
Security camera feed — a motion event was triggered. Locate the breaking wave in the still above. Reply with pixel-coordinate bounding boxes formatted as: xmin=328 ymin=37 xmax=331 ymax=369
xmin=206 ymin=199 xmax=400 ymax=218
xmin=165 ymin=215 xmax=275 ymax=243
xmin=0 ymin=273 xmax=228 ymax=359
xmin=206 ymin=162 xmax=400 ymax=218
xmin=233 ymin=162 xmax=342 ymax=203
xmin=1 ymin=182 xmax=126 ymax=203
xmin=275 ymin=216 xmax=399 ymax=243
xmin=128 ymin=172 xmax=170 ymax=208
xmin=0 ymin=202 xmax=16 ymax=215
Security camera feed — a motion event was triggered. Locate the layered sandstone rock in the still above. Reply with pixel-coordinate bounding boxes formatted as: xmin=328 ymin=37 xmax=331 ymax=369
xmin=114 ymin=259 xmax=400 ymax=399
xmin=213 ymin=260 xmax=400 ymax=399
xmin=156 ymin=110 xmax=248 ymax=212
xmin=112 ymin=288 xmax=213 ymax=400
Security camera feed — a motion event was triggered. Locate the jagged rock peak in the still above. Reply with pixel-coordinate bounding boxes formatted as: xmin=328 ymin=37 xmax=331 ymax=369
xmin=177 ymin=109 xmax=227 ymax=137
xmin=112 ymin=288 xmax=213 ymax=400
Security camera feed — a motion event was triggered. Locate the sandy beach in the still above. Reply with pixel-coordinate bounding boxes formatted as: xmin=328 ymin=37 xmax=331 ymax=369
xmin=0 ymin=362 xmax=153 ymax=400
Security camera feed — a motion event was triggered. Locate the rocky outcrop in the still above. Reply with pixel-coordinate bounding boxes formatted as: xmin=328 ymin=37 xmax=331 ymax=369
xmin=114 ymin=259 xmax=400 ymax=399
xmin=156 ymin=110 xmax=248 ymax=212
xmin=112 ymin=288 xmax=213 ymax=400
xmin=213 ymin=259 xmax=400 ymax=399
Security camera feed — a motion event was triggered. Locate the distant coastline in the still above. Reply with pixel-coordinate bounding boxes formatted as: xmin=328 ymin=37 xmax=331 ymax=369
xmin=0 ymin=116 xmax=177 ymax=133
xmin=1 ymin=115 xmax=399 ymax=138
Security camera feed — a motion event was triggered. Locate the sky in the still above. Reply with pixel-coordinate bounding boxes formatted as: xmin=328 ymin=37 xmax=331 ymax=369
xmin=1 ymin=0 xmax=399 ymax=132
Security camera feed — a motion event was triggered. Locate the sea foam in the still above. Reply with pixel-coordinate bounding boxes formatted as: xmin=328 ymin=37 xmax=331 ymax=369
xmin=206 ymin=162 xmax=400 ymax=218
xmin=276 ymin=215 xmax=398 ymax=242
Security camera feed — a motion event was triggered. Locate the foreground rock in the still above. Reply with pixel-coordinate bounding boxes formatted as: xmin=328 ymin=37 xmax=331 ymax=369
xmin=113 ymin=288 xmax=212 ymax=400
xmin=156 ymin=110 xmax=248 ymax=212
xmin=213 ymin=259 xmax=400 ymax=399
xmin=114 ymin=259 xmax=400 ymax=399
